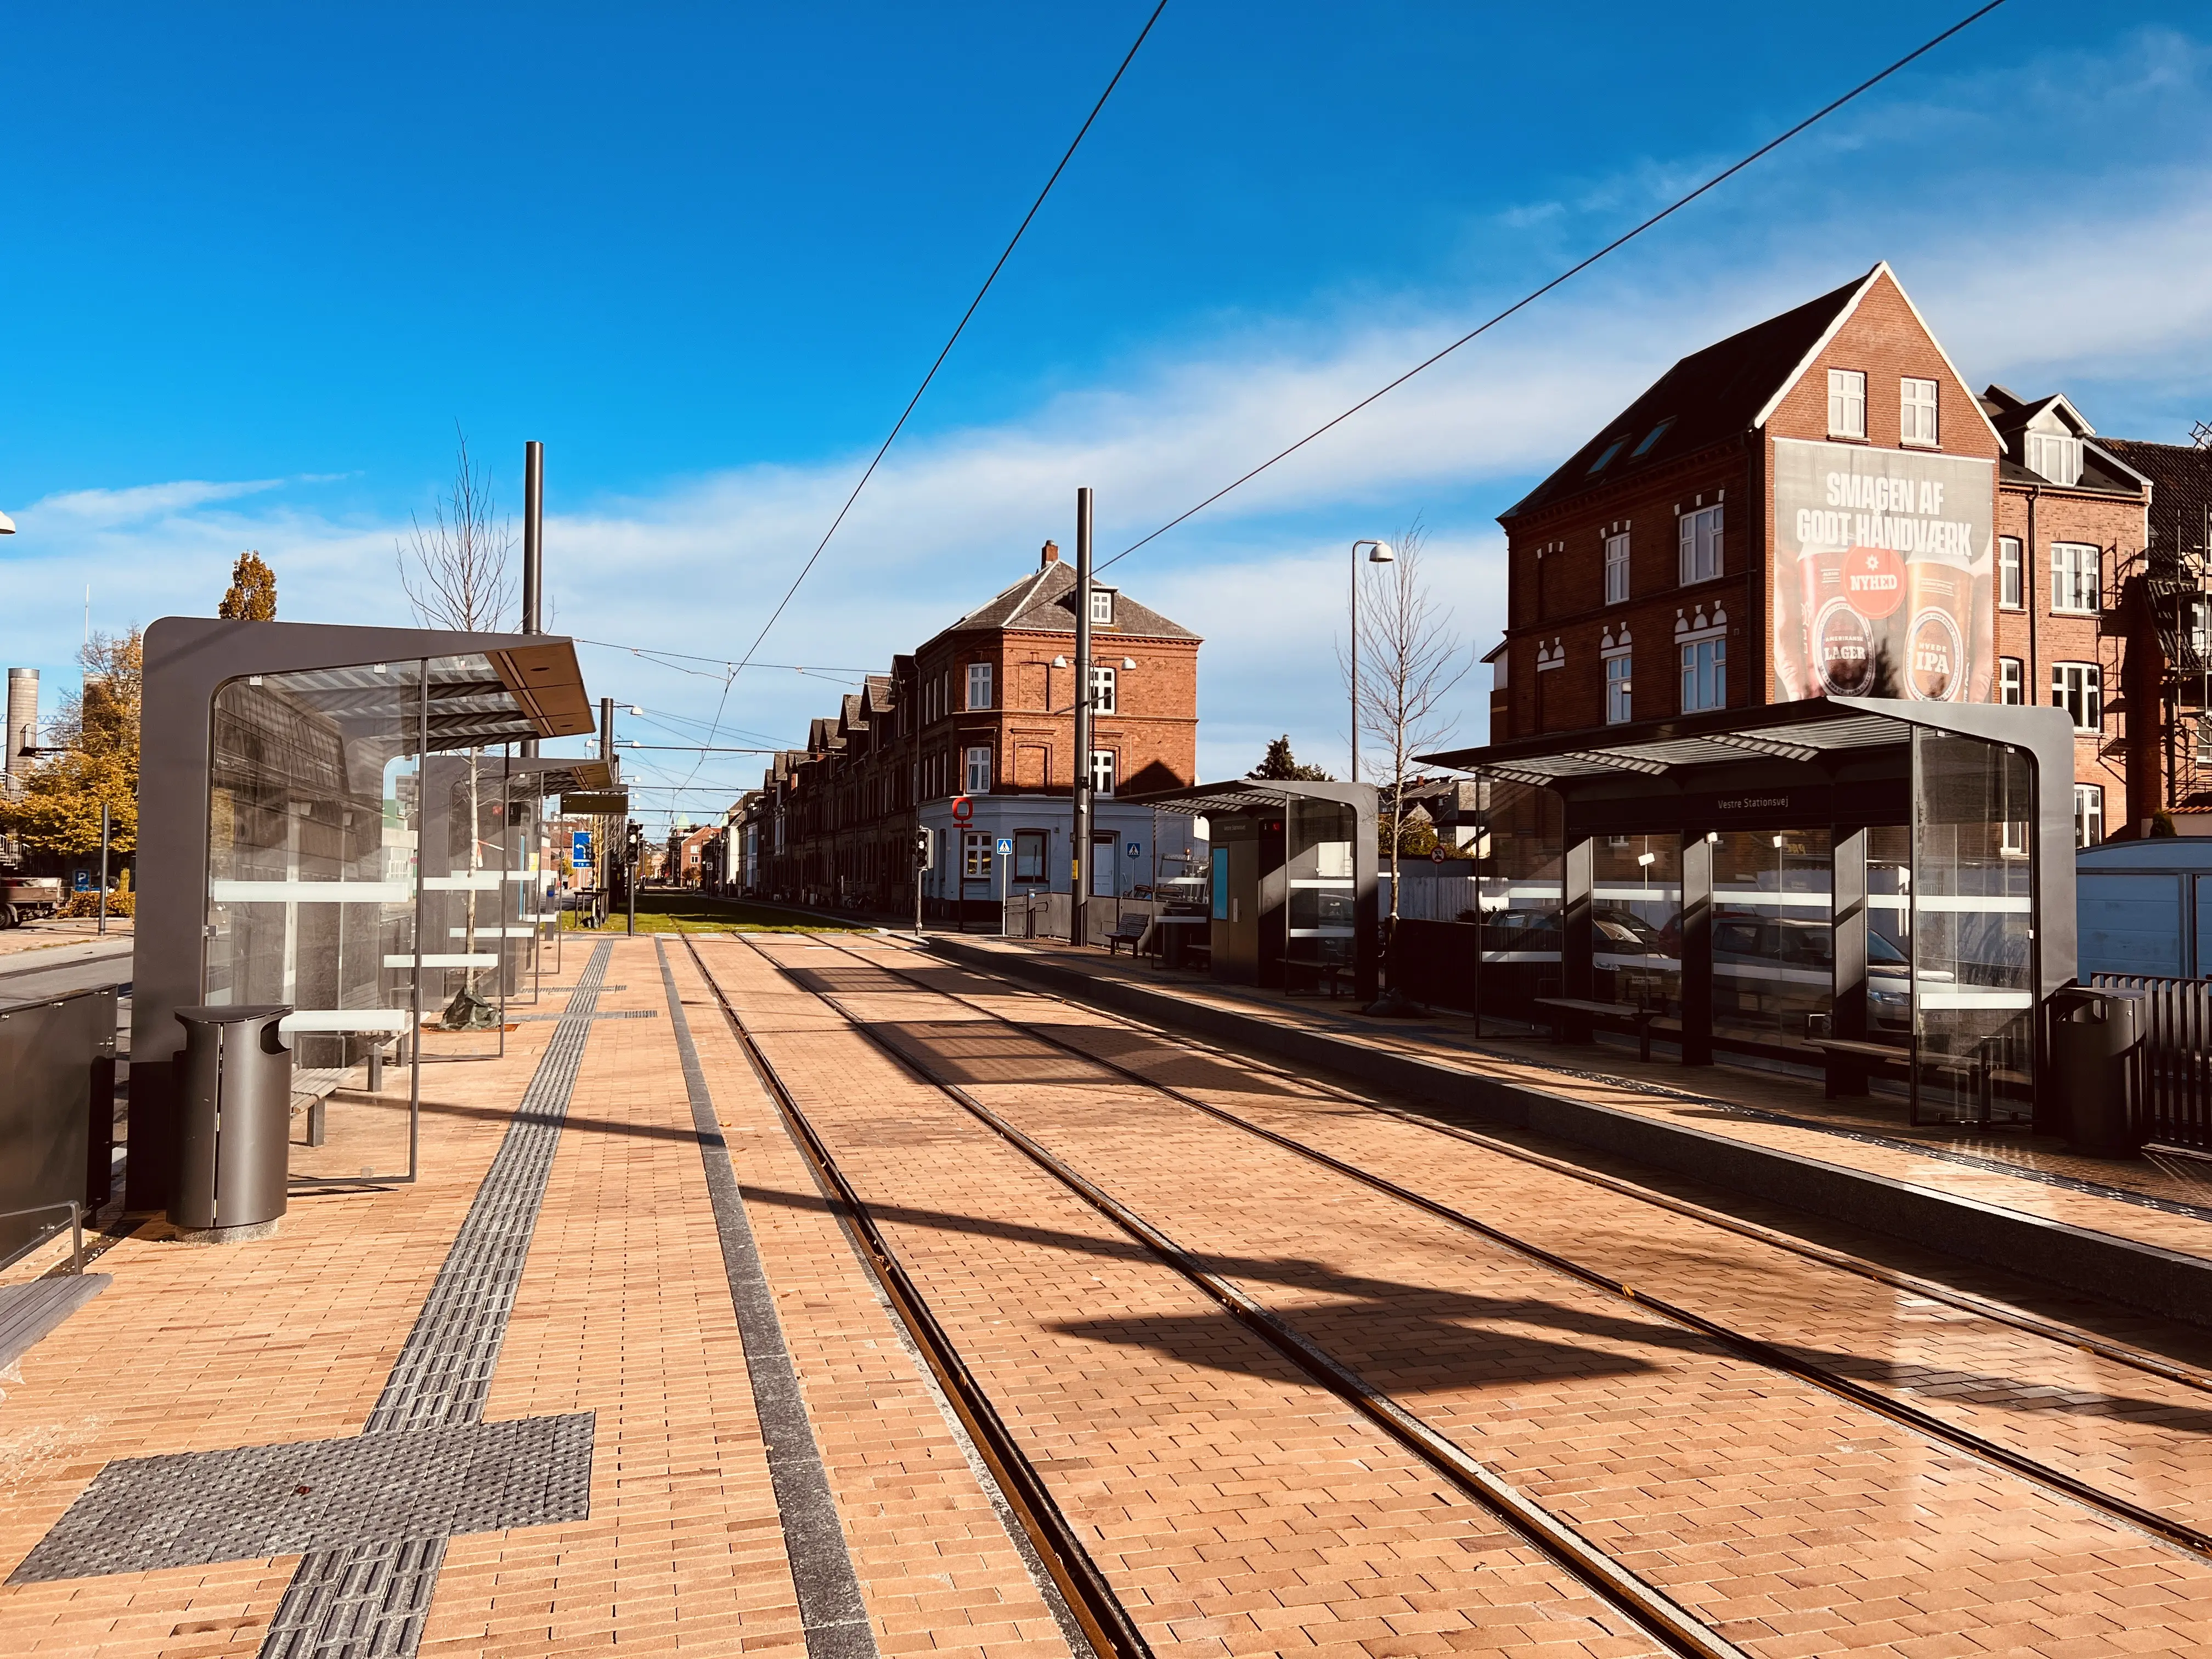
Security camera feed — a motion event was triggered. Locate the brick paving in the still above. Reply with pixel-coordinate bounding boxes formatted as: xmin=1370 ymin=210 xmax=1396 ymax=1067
xmin=750 ymin=935 xmax=2212 ymax=1658
xmin=8 ymin=927 xmax=2212 ymax=1657
xmin=942 ymin=939 xmax=2212 ymax=1262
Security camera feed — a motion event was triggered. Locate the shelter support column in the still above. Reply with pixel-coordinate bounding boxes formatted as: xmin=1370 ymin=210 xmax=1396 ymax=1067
xmin=1678 ymin=831 xmax=1713 ymax=1066
xmin=1561 ymin=831 xmax=1593 ymax=1041
xmin=1830 ymin=827 xmax=1870 ymax=1096
xmin=1353 ymin=795 xmax=1380 ymax=1005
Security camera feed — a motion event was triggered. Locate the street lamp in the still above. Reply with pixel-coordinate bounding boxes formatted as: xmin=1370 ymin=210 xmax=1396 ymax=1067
xmin=1349 ymin=539 xmax=1393 ymax=782
xmin=0 ymin=511 xmax=16 ymax=534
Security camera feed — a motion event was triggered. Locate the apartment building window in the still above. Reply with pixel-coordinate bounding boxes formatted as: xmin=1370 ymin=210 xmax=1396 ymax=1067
xmin=1089 ymin=664 xmax=1117 ymax=714
xmin=1999 ymin=657 xmax=2024 ymax=705
xmin=1013 ymin=830 xmax=1048 ymax=884
xmin=1827 ymin=369 xmax=1866 ymax=439
xmin=2074 ymin=784 xmax=2104 ymax=849
xmin=2051 ymin=543 xmax=2101 ymax=614
xmin=1900 ymin=377 xmax=1938 ymax=447
xmin=1089 ymin=749 xmax=1116 ymax=798
xmin=964 ymin=745 xmax=992 ymax=795
xmin=2051 ymin=661 xmax=2101 ymax=731
xmin=966 ymin=662 xmax=992 ymax=710
xmin=1999 ymin=537 xmax=2023 ymax=609
xmin=1678 ymin=505 xmax=1723 ymax=585
xmin=1604 ymin=532 xmax=1630 ymax=604
xmin=2028 ymin=431 xmax=2083 ymax=487
xmin=1090 ymin=588 xmax=1115 ymax=625
xmin=962 ymin=831 xmax=992 ymax=879
xmin=1680 ymin=637 xmax=1726 ymax=713
xmin=1604 ymin=651 xmax=1633 ymax=724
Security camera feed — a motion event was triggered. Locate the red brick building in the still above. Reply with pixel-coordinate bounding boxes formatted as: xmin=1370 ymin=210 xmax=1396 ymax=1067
xmin=1493 ymin=261 xmax=2209 ymax=843
xmin=737 ymin=544 xmax=1203 ymax=912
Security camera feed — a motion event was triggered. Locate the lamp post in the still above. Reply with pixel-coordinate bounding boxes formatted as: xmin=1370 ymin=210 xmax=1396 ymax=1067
xmin=1348 ymin=539 xmax=1394 ymax=782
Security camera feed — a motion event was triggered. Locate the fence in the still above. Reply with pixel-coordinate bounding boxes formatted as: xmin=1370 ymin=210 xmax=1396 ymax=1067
xmin=2088 ymin=972 xmax=2212 ymax=1153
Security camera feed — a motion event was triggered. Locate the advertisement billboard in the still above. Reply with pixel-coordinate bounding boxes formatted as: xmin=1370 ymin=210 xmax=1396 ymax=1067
xmin=1770 ymin=438 xmax=1995 ymax=705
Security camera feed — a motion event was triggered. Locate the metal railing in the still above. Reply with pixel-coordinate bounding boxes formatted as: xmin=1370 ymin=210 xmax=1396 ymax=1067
xmin=2089 ymin=972 xmax=2212 ymax=1152
xmin=0 ymin=1200 xmax=86 ymax=1274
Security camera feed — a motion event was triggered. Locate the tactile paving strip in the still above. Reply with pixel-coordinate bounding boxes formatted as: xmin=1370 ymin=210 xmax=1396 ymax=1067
xmin=10 ymin=1414 xmax=594 ymax=1582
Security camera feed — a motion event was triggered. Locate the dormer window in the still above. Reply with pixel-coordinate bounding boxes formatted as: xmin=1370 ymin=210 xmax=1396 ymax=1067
xmin=2027 ymin=431 xmax=2082 ymax=487
xmin=1587 ymin=436 xmax=1629 ymax=474
xmin=1089 ymin=588 xmax=1115 ymax=625
xmin=1630 ymin=419 xmax=1673 ymax=459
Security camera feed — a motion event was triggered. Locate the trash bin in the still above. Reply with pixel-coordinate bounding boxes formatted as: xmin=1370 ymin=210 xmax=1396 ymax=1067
xmin=171 ymin=1005 xmax=292 ymax=1237
xmin=2050 ymin=985 xmax=2142 ymax=1156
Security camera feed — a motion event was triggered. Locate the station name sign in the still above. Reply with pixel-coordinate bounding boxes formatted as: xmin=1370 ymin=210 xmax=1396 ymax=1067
xmin=1770 ymin=438 xmax=1995 ymax=707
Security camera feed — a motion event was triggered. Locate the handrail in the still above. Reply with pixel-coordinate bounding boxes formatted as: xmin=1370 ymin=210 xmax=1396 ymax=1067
xmin=0 ymin=1200 xmax=85 ymax=1274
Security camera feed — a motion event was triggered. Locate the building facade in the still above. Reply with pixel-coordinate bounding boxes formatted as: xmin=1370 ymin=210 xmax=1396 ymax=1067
xmin=733 ymin=544 xmax=1204 ymax=915
xmin=1493 ymin=261 xmax=2210 ymax=843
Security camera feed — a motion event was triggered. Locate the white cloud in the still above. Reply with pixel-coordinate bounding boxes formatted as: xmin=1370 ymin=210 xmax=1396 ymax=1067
xmin=25 ymin=477 xmax=283 ymax=527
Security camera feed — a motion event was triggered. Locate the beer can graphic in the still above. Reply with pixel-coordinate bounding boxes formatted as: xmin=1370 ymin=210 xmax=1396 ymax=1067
xmin=1803 ymin=544 xmax=1900 ymax=697
xmin=1905 ymin=547 xmax=1972 ymax=701
xmin=1812 ymin=599 xmax=1875 ymax=695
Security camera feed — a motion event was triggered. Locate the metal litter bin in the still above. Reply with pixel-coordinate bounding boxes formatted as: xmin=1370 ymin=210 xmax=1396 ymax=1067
xmin=172 ymin=1005 xmax=292 ymax=1237
xmin=2050 ymin=986 xmax=2142 ymax=1157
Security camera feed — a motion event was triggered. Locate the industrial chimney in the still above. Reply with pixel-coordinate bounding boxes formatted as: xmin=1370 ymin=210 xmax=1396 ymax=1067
xmin=4 ymin=668 xmax=37 ymax=799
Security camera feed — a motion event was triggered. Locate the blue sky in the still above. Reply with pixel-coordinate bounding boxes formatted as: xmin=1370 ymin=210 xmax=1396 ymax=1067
xmin=5 ymin=2 xmax=2210 ymax=822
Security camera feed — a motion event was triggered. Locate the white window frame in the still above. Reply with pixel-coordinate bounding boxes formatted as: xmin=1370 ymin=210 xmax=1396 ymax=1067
xmin=1089 ymin=588 xmax=1114 ymax=625
xmin=1827 ymin=368 xmax=1867 ymax=439
xmin=1089 ymin=749 xmax=1116 ymax=798
xmin=1679 ymin=636 xmax=1726 ymax=713
xmin=1603 ymin=650 xmax=1633 ymax=725
xmin=2073 ymin=784 xmax=2104 ymax=849
xmin=1900 ymin=377 xmax=1938 ymax=447
xmin=965 ymin=662 xmax=992 ymax=710
xmin=964 ymin=745 xmax=992 ymax=795
xmin=1999 ymin=537 xmax=2023 ymax=610
xmin=1088 ymin=663 xmax=1116 ymax=715
xmin=1604 ymin=532 xmax=1630 ymax=605
xmin=1999 ymin=657 xmax=2024 ymax=706
xmin=2051 ymin=661 xmax=2101 ymax=732
xmin=2028 ymin=431 xmax=2083 ymax=487
xmin=2051 ymin=543 xmax=2101 ymax=615
xmin=1678 ymin=505 xmax=1722 ymax=586
xmin=962 ymin=830 xmax=992 ymax=880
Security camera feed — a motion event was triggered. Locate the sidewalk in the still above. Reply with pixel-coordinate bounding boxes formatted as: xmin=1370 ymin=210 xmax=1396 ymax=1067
xmin=0 ymin=936 xmax=1069 ymax=1658
xmin=926 ymin=936 xmax=2212 ymax=1318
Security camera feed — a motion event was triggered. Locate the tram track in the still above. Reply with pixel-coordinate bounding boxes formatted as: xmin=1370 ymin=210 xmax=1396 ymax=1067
xmin=698 ymin=932 xmax=1751 ymax=1659
xmin=850 ymin=931 xmax=2212 ymax=1400
xmin=769 ymin=931 xmax=2212 ymax=1571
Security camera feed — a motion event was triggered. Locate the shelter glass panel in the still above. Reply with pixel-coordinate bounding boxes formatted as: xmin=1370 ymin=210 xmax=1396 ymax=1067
xmin=1912 ymin=730 xmax=2035 ymax=1124
xmin=1593 ymin=835 xmax=1680 ymax=1014
xmin=1711 ymin=828 xmax=1833 ymax=1045
xmin=1286 ymin=797 xmax=1356 ymax=968
xmin=1474 ymin=776 xmax=1564 ymax=1023
xmin=207 ymin=658 xmax=427 ymax=1182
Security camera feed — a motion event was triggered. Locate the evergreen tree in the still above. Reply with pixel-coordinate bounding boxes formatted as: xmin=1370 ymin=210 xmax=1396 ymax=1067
xmin=1248 ymin=735 xmax=1332 ymax=781
xmin=218 ymin=550 xmax=278 ymax=620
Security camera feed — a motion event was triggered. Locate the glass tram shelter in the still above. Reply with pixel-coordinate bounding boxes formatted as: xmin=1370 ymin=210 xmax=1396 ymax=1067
xmin=1418 ymin=697 xmax=2079 ymax=1129
xmin=1120 ymin=780 xmax=1382 ymax=1004
xmin=131 ymin=618 xmax=600 ymax=1212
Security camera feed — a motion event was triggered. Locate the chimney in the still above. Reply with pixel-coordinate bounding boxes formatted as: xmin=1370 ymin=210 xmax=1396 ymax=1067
xmin=1040 ymin=540 xmax=1059 ymax=567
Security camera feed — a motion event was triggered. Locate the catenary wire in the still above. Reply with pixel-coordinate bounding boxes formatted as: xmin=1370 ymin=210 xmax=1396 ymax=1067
xmin=1096 ymin=0 xmax=2011 ymax=574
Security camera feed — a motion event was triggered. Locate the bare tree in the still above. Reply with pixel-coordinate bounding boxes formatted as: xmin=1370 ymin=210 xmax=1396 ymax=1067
xmin=397 ymin=429 xmax=514 ymax=1020
xmin=1342 ymin=518 xmax=1470 ymax=928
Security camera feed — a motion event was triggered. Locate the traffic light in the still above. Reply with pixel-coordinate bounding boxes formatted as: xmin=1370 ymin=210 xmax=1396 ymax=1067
xmin=913 ymin=826 xmax=934 ymax=871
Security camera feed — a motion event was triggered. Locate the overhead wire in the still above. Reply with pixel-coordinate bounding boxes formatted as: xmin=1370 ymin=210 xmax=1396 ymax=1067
xmin=1094 ymin=0 xmax=2012 ymax=574
xmin=669 ymin=0 xmax=1172 ymax=802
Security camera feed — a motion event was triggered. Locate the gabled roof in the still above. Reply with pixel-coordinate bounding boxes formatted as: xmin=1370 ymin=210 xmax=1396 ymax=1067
xmin=937 ymin=559 xmax=1198 ymax=642
xmin=2102 ymin=438 xmax=2212 ymax=558
xmin=1983 ymin=384 xmax=2148 ymax=497
xmin=1504 ymin=262 xmax=2002 ymax=523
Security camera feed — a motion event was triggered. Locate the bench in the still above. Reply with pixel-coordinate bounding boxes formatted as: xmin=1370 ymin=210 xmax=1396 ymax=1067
xmin=1104 ymin=914 xmax=1152 ymax=957
xmin=1805 ymin=1035 xmax=1997 ymax=1122
xmin=1285 ymin=953 xmax=1350 ymax=1000
xmin=1534 ymin=996 xmax=1662 ymax=1060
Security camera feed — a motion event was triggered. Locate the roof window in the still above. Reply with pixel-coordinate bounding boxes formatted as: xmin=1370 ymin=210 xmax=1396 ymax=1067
xmin=1587 ymin=436 xmax=1629 ymax=474
xmin=1630 ymin=419 xmax=1673 ymax=458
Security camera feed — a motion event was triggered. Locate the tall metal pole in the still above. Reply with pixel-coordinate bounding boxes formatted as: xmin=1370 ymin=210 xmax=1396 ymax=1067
xmin=521 ymin=441 xmax=544 ymax=758
xmin=1073 ymin=488 xmax=1094 ymax=947
xmin=1349 ymin=542 xmax=1359 ymax=784
xmin=599 ymin=695 xmax=616 ymax=919
xmin=97 ymin=802 xmax=109 ymax=935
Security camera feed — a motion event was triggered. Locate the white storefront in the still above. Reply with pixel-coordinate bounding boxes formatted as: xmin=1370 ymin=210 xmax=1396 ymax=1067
xmin=915 ymin=796 xmax=1204 ymax=907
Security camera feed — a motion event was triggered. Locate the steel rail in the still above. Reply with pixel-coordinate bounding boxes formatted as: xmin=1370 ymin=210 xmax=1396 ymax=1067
xmin=677 ymin=936 xmax=1150 ymax=1659
xmin=731 ymin=933 xmax=1756 ymax=1659
xmin=797 ymin=934 xmax=2212 ymax=1566
xmin=854 ymin=933 xmax=2212 ymax=1397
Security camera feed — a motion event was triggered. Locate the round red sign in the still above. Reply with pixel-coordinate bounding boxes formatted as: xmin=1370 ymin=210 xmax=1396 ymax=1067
xmin=1842 ymin=544 xmax=1905 ymax=620
xmin=950 ymin=795 xmax=973 ymax=823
